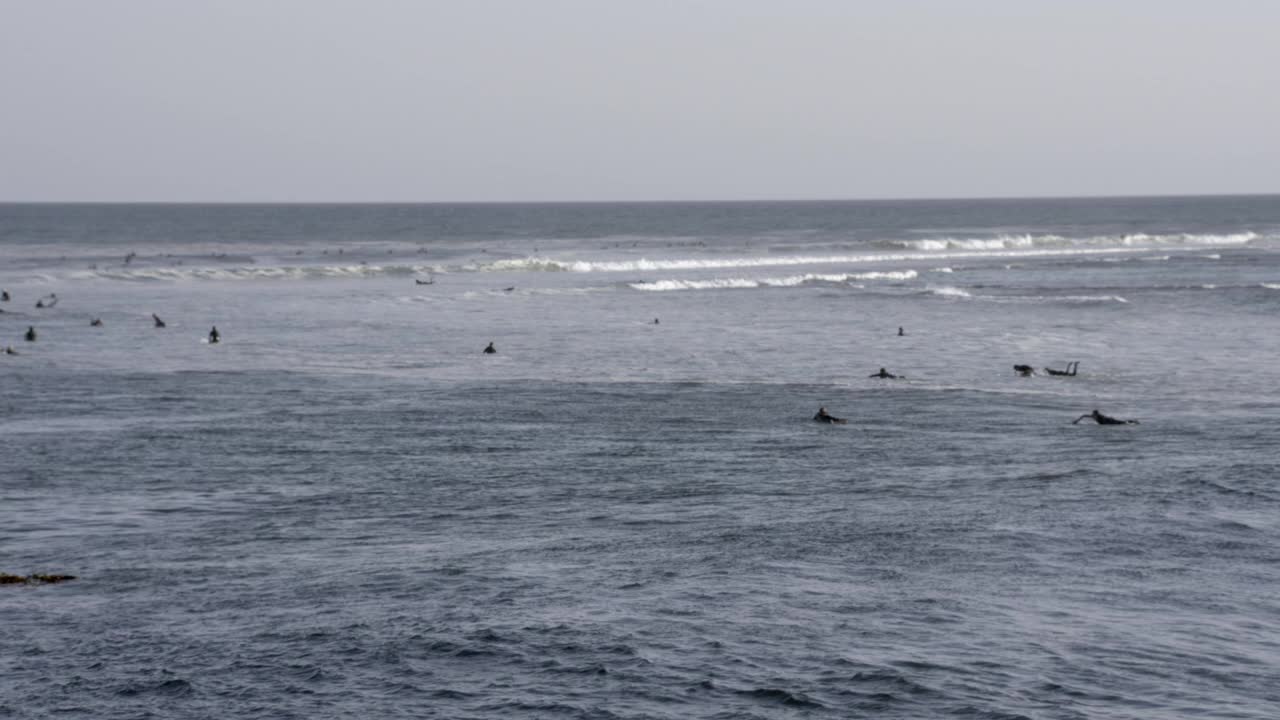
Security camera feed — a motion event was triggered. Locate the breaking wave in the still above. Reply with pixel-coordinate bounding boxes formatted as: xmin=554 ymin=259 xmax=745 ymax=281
xmin=921 ymin=287 xmax=1128 ymax=303
xmin=887 ymin=231 xmax=1258 ymax=252
xmin=628 ymin=270 xmax=916 ymax=292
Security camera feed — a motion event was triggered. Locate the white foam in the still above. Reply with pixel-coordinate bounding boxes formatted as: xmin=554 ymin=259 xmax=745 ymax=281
xmin=894 ymin=231 xmax=1258 ymax=254
xmin=1262 ymin=283 xmax=1280 ymax=290
xmin=928 ymin=286 xmax=972 ymax=298
xmin=627 ymin=269 xmax=917 ymax=292
xmin=477 ymin=239 xmax=1254 ymax=276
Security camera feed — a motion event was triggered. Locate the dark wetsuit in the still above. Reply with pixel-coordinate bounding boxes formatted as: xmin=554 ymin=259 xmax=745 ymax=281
xmin=814 ymin=409 xmax=846 ymax=424
xmin=483 ymin=343 xmax=496 ymax=354
xmin=1075 ymin=410 xmax=1137 ymax=425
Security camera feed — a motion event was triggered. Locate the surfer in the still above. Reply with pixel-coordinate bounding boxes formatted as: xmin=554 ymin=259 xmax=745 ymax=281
xmin=813 ymin=407 xmax=847 ymax=424
xmin=483 ymin=341 xmax=496 ymax=354
xmin=898 ymin=326 xmax=904 ymax=336
xmin=209 ymin=326 xmax=220 ymax=344
xmin=1 ymin=290 xmax=9 ymax=301
xmin=1045 ymin=361 xmax=1079 ymax=376
xmin=153 ymin=314 xmax=166 ymax=328
xmin=1013 ymin=364 xmax=1035 ymax=376
xmin=4 ymin=346 xmax=16 ymax=355
xmin=869 ymin=367 xmax=902 ymax=379
xmin=24 ymin=326 xmax=36 ymax=342
xmin=1073 ymin=409 xmax=1138 ymax=425
xmin=653 ymin=318 xmax=660 ymax=325
xmin=415 ymin=278 xmax=434 ymax=285
xmin=90 ymin=318 xmax=103 ymax=327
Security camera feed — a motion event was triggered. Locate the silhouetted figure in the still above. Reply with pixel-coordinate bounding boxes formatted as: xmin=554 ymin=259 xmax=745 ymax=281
xmin=1073 ymin=409 xmax=1138 ymax=425
xmin=209 ymin=326 xmax=220 ymax=344
xmin=90 ymin=318 xmax=103 ymax=327
xmin=35 ymin=299 xmax=43 ymax=308
xmin=1013 ymin=364 xmax=1035 ymax=376
xmin=153 ymin=314 xmax=166 ymax=328
xmin=24 ymin=326 xmax=37 ymax=342
xmin=503 ymin=286 xmax=515 ymax=292
xmin=869 ymin=367 xmax=902 ymax=379
xmin=4 ymin=346 xmax=16 ymax=355
xmin=897 ymin=326 xmax=904 ymax=336
xmin=653 ymin=318 xmax=660 ymax=325
xmin=813 ymin=406 xmax=848 ymax=424
xmin=483 ymin=342 xmax=496 ymax=354
xmin=415 ymin=278 xmax=434 ymax=285
xmin=1 ymin=290 xmax=9 ymax=301
xmin=1045 ymin=361 xmax=1079 ymax=376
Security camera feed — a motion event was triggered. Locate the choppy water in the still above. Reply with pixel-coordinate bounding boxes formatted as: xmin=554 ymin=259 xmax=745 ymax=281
xmin=3 ymin=198 xmax=1280 ymax=719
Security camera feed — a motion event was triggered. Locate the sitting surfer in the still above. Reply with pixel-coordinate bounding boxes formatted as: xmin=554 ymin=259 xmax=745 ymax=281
xmin=1013 ymin=364 xmax=1035 ymax=376
xmin=1045 ymin=361 xmax=1079 ymax=376
xmin=897 ymin=326 xmax=904 ymax=336
xmin=813 ymin=406 xmax=847 ymax=424
xmin=483 ymin=341 xmax=496 ymax=354
xmin=90 ymin=318 xmax=103 ymax=327
xmin=1073 ymin=409 xmax=1138 ymax=425
xmin=1 ymin=290 xmax=9 ymax=301
xmin=153 ymin=313 xmax=166 ymax=328
xmin=869 ymin=367 xmax=902 ymax=379
xmin=209 ymin=326 xmax=220 ymax=344
xmin=24 ymin=326 xmax=37 ymax=342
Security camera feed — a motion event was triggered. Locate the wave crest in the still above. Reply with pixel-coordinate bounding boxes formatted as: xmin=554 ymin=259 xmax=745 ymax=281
xmin=628 ymin=270 xmax=916 ymax=292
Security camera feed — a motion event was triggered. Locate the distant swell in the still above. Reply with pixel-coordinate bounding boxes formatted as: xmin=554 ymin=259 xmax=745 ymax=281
xmin=72 ymin=264 xmax=429 ymax=282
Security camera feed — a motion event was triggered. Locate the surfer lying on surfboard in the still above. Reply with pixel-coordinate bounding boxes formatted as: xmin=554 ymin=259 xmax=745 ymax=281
xmin=1073 ymin=409 xmax=1138 ymax=425
xmin=814 ymin=407 xmax=848 ymax=424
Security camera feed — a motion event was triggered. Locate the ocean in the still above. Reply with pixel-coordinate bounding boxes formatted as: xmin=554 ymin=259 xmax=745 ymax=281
xmin=2 ymin=197 xmax=1279 ymax=719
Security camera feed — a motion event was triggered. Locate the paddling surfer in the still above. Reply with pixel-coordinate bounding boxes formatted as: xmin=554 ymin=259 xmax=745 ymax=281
xmin=1073 ymin=409 xmax=1138 ymax=425
xmin=813 ymin=407 xmax=847 ymax=424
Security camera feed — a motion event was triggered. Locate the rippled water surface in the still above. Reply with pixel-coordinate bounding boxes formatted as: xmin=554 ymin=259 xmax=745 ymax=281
xmin=3 ymin=199 xmax=1280 ymax=718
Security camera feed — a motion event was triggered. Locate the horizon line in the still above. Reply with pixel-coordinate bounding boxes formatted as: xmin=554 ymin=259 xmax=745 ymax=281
xmin=2 ymin=191 xmax=1279 ymax=206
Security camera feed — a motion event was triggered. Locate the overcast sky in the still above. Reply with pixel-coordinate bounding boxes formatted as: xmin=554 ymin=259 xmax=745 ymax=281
xmin=2 ymin=1 xmax=1277 ymax=202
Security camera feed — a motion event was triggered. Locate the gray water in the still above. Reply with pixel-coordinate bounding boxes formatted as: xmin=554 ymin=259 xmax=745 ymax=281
xmin=3 ymin=198 xmax=1280 ymax=718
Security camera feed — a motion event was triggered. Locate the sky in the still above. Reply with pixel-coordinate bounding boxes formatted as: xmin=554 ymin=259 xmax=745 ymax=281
xmin=2 ymin=0 xmax=1278 ymax=202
